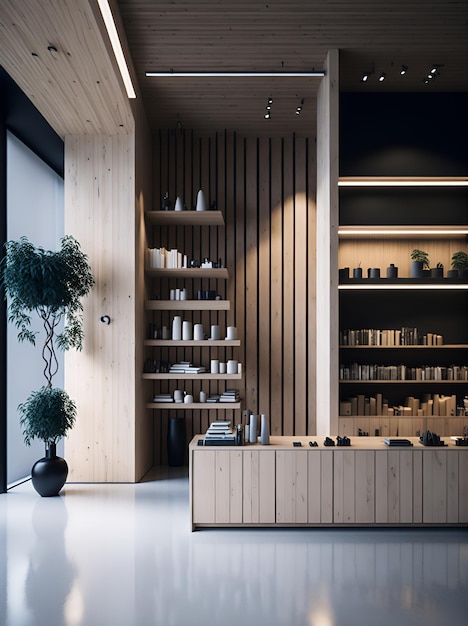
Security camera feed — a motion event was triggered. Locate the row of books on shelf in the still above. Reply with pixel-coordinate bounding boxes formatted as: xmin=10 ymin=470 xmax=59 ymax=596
xmin=148 ymin=247 xmax=186 ymax=269
xmin=170 ymin=361 xmax=206 ymax=374
xmin=340 ymin=328 xmax=443 ymax=346
xmin=339 ymin=393 xmax=467 ymax=417
xmin=340 ymin=363 xmax=468 ymax=381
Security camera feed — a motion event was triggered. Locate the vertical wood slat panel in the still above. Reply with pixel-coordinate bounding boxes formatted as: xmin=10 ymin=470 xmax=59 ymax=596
xmin=245 ymin=137 xmax=258 ymax=414
xmin=283 ymin=136 xmax=295 ymax=436
xmin=149 ymin=130 xmax=316 ymax=465
xmin=270 ymin=137 xmax=284 ymax=435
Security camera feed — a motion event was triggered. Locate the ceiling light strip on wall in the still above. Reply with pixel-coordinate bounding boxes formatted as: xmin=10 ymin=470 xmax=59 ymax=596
xmin=97 ymin=0 xmax=137 ymax=98
xmin=338 ymin=284 xmax=468 ymax=290
xmin=145 ymin=71 xmax=325 ymax=78
xmin=338 ymin=177 xmax=468 ymax=187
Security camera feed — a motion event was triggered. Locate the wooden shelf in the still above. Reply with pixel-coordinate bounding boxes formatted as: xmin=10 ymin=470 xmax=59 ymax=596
xmin=338 ymin=176 xmax=468 ymax=187
xmin=145 ymin=299 xmax=230 ymax=311
xmin=338 ymin=225 xmax=468 ymax=238
xmin=143 ymin=373 xmax=242 ymax=380
xmin=144 ymin=339 xmax=241 ymax=347
xmin=146 ymin=268 xmax=229 ymax=279
xmin=145 ymin=210 xmax=224 ymax=226
xmin=146 ymin=402 xmax=241 ymax=410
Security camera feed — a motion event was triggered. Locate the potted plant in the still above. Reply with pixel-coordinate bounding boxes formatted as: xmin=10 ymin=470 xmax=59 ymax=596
xmin=451 ymin=250 xmax=468 ymax=279
xmin=410 ymin=249 xmax=430 ymax=278
xmin=1 ymin=235 xmax=94 ymax=496
xmin=430 ymin=262 xmax=444 ymax=279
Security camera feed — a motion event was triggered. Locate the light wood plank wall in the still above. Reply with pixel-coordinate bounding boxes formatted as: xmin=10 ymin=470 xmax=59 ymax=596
xmin=149 ymin=130 xmax=317 ymax=462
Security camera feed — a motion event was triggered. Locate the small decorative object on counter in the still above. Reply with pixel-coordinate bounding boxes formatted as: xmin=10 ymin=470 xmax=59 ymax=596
xmin=339 ymin=267 xmax=349 ymax=281
xmin=367 ymin=267 xmax=380 ymax=278
xmin=161 ymin=191 xmax=171 ymax=211
xmin=249 ymin=413 xmax=258 ymax=443
xmin=386 ymin=263 xmax=398 ymax=278
xmin=260 ymin=414 xmax=270 ymax=445
xmin=353 ymin=266 xmax=363 ymax=278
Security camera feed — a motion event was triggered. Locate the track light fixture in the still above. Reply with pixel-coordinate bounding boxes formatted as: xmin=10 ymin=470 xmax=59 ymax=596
xmin=296 ymin=98 xmax=304 ymax=115
xmin=264 ymin=97 xmax=272 ymax=119
xmin=400 ymin=65 xmax=408 ymax=75
xmin=361 ymin=71 xmax=371 ymax=82
xmin=378 ymin=72 xmax=386 ymax=82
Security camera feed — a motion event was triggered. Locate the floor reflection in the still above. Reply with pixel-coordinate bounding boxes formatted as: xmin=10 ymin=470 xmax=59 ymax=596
xmin=1 ymin=476 xmax=467 ymax=626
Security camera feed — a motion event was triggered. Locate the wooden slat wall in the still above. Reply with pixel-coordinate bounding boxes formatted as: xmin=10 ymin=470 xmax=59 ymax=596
xmin=150 ymin=130 xmax=317 ymax=461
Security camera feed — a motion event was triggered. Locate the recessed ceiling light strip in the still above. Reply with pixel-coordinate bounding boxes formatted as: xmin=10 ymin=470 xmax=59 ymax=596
xmin=97 ymin=0 xmax=137 ymax=98
xmin=145 ymin=71 xmax=325 ymax=78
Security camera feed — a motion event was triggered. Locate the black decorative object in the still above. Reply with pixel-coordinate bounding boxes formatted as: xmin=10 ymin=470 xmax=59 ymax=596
xmin=323 ymin=436 xmax=335 ymax=447
xmin=339 ymin=267 xmax=349 ymax=281
xmin=31 ymin=443 xmax=68 ymax=497
xmin=367 ymin=267 xmax=380 ymax=278
xmin=167 ymin=417 xmax=186 ymax=466
xmin=386 ymin=264 xmax=398 ymax=278
xmin=336 ymin=435 xmax=351 ymax=446
xmin=419 ymin=430 xmax=446 ymax=447
xmin=353 ymin=267 xmax=363 ymax=278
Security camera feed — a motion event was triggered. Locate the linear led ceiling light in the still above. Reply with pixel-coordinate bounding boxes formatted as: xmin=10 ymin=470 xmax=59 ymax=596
xmin=97 ymin=0 xmax=137 ymax=98
xmin=145 ymin=70 xmax=325 ymax=78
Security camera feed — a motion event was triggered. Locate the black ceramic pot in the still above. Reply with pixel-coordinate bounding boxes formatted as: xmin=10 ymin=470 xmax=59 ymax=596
xmin=31 ymin=443 xmax=68 ymax=497
xmin=167 ymin=417 xmax=186 ymax=466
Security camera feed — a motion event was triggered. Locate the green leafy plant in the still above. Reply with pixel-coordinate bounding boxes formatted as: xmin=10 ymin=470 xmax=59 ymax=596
xmin=1 ymin=235 xmax=94 ymax=445
xmin=410 ymin=249 xmax=430 ymax=270
xmin=451 ymin=251 xmax=468 ymax=271
xmin=19 ymin=387 xmax=77 ymax=446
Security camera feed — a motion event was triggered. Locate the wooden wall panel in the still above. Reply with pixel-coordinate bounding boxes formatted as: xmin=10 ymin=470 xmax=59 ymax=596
xmin=64 ymin=134 xmax=138 ymax=482
xmin=151 ymin=130 xmax=317 ymax=460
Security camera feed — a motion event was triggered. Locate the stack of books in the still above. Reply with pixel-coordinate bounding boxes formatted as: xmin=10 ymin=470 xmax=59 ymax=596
xmin=219 ymin=389 xmax=240 ymax=403
xmin=169 ymin=361 xmax=206 ymax=374
xmin=152 ymin=394 xmax=173 ymax=403
xmin=206 ymin=394 xmax=221 ymax=403
xmin=204 ymin=420 xmax=236 ymax=446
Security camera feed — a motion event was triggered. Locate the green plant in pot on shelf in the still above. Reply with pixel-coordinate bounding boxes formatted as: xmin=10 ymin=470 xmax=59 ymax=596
xmin=1 ymin=236 xmax=94 ymax=496
xmin=430 ymin=262 xmax=444 ymax=279
xmin=451 ymin=250 xmax=468 ymax=279
xmin=410 ymin=249 xmax=430 ymax=278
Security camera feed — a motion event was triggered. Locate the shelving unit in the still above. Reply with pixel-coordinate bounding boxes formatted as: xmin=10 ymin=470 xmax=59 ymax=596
xmin=144 ymin=208 xmax=242 ymax=430
xmin=338 ymin=176 xmax=468 ymax=437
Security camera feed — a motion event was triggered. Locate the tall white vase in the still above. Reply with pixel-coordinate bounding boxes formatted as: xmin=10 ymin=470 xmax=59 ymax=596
xmin=196 ymin=189 xmax=207 ymax=211
xmin=172 ymin=315 xmax=182 ymax=340
xmin=249 ymin=414 xmax=258 ymax=444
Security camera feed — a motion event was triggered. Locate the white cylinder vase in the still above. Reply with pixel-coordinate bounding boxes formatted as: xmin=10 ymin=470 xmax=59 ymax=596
xmin=182 ymin=321 xmax=192 ymax=341
xmin=172 ymin=315 xmax=182 ymax=340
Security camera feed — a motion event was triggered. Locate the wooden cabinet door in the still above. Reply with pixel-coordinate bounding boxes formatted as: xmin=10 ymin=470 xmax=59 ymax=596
xmin=191 ymin=449 xmax=242 ymax=525
xmin=334 ymin=450 xmax=375 ymax=523
xmin=243 ymin=449 xmax=275 ymax=523
xmin=375 ymin=450 xmax=422 ymax=524
xmin=276 ymin=451 xmax=308 ymax=523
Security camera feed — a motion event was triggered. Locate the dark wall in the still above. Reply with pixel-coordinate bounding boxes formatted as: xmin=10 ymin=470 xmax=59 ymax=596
xmin=0 ymin=67 xmax=63 ymax=177
xmin=340 ymin=92 xmax=468 ymax=177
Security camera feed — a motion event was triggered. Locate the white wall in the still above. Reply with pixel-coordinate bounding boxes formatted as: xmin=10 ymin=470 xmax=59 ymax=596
xmin=6 ymin=132 xmax=64 ymax=484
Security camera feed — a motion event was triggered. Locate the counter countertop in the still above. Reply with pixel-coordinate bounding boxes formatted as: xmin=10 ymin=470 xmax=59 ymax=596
xmin=189 ymin=435 xmax=468 ymax=451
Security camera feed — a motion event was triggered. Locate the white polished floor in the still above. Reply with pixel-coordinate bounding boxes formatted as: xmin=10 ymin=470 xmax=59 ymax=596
xmin=1 ymin=470 xmax=467 ymax=626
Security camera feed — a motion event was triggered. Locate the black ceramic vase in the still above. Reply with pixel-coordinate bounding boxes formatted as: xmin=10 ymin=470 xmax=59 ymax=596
xmin=167 ymin=417 xmax=186 ymax=466
xmin=31 ymin=443 xmax=68 ymax=497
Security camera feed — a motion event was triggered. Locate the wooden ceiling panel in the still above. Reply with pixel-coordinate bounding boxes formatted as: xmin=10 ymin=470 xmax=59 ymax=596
xmin=0 ymin=0 xmax=134 ymax=137
xmin=118 ymin=0 xmax=468 ymax=136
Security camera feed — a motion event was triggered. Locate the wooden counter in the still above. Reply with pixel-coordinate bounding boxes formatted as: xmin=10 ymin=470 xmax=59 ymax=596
xmin=189 ymin=436 xmax=468 ymax=530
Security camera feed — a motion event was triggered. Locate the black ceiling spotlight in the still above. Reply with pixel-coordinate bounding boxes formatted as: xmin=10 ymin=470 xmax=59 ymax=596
xmin=296 ymin=98 xmax=304 ymax=115
xmin=378 ymin=72 xmax=386 ymax=82
xmin=400 ymin=65 xmax=408 ymax=76
xmin=361 ymin=71 xmax=371 ymax=82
